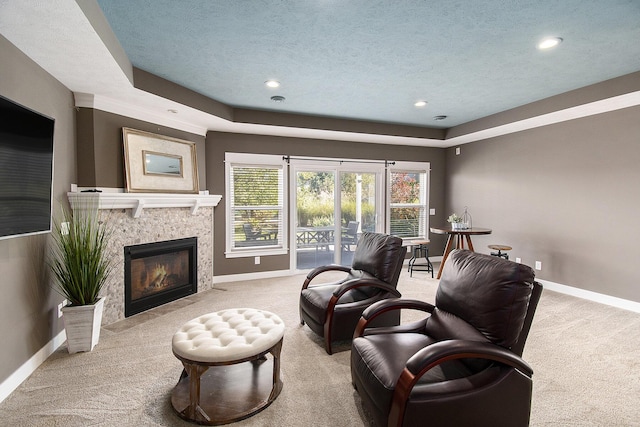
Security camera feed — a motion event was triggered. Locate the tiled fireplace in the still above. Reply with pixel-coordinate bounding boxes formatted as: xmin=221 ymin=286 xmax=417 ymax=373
xmin=124 ymin=237 xmax=198 ymax=317
xmin=68 ymin=191 xmax=221 ymax=325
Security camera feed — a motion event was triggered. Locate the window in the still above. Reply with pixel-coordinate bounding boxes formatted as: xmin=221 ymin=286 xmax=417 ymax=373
xmin=387 ymin=162 xmax=430 ymax=240
xmin=225 ymin=153 xmax=287 ymax=257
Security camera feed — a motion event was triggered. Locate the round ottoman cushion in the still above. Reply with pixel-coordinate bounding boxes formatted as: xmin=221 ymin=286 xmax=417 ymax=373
xmin=172 ymin=308 xmax=285 ymax=363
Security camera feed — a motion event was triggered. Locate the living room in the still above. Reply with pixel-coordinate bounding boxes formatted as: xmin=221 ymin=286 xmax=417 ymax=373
xmin=1 ymin=1 xmax=639 ymax=425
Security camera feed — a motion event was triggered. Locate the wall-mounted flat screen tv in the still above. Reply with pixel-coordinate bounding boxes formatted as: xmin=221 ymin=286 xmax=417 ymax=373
xmin=0 ymin=95 xmax=54 ymax=240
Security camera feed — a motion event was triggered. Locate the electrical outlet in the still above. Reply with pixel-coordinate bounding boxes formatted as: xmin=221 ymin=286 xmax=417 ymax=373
xmin=535 ymin=261 xmax=542 ymax=270
xmin=254 ymin=256 xmax=260 ymax=265
xmin=429 ymin=208 xmax=436 ymax=215
xmin=57 ymin=299 xmax=67 ymax=318
xmin=515 ymin=257 xmax=522 ymax=263
xmin=61 ymin=221 xmax=70 ymax=235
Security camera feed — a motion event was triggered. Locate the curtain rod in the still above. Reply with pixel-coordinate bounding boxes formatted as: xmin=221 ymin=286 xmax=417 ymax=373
xmin=283 ymin=155 xmax=395 ymax=166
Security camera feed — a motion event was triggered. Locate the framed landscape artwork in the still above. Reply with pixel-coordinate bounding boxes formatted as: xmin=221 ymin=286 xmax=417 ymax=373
xmin=122 ymin=128 xmax=199 ymax=193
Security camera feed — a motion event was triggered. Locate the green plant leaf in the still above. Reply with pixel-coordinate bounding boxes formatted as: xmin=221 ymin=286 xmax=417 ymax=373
xmin=48 ymin=201 xmax=113 ymax=306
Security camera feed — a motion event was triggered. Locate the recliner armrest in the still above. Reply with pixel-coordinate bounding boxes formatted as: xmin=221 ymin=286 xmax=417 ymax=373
xmin=388 ymin=340 xmax=533 ymax=427
xmin=327 ymin=279 xmax=402 ymax=322
xmin=406 ymin=339 xmax=534 ymax=378
xmin=354 ymin=299 xmax=436 ymax=337
xmin=302 ymin=264 xmax=352 ymax=290
xmin=321 ymin=278 xmax=403 ymax=354
xmin=332 ymin=277 xmax=401 ymax=299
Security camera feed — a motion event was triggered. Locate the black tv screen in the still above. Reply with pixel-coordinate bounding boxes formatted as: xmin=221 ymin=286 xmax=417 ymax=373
xmin=0 ymin=95 xmax=54 ymax=240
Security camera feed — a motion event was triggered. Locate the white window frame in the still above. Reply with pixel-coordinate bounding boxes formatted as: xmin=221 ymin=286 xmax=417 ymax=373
xmin=225 ymin=152 xmax=288 ymax=258
xmin=386 ymin=161 xmax=431 ymax=243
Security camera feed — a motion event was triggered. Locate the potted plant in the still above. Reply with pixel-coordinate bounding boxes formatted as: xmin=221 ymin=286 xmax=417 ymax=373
xmin=447 ymin=213 xmax=464 ymax=230
xmin=49 ymin=202 xmax=113 ymax=353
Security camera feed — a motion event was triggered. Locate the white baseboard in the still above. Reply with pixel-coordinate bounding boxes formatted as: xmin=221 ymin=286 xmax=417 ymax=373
xmin=212 ymin=269 xmax=293 ymax=284
xmin=429 ymin=255 xmax=640 ymax=313
xmin=537 ymin=279 xmax=640 ymax=313
xmin=0 ymin=329 xmax=66 ymax=403
xmin=212 ymin=264 xmax=640 ymax=314
xmin=213 ymin=258 xmax=446 ymax=284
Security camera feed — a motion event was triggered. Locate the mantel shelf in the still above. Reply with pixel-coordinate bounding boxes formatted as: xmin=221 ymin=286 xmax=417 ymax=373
xmin=68 ymin=191 xmax=222 ymax=218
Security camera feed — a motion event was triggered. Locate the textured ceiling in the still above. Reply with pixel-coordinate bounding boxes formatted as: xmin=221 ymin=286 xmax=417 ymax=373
xmin=94 ymin=0 xmax=640 ymax=128
xmin=1 ymin=1 xmax=640 ymax=146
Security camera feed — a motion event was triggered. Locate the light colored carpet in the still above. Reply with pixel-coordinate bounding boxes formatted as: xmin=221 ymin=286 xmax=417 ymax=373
xmin=1 ymin=267 xmax=639 ymax=426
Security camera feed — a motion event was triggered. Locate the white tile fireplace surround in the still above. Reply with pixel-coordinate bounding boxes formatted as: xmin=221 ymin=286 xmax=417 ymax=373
xmin=68 ymin=190 xmax=222 ymax=325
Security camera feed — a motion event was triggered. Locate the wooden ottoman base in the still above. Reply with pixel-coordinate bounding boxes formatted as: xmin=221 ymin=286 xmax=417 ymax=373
xmin=171 ymin=339 xmax=283 ymax=425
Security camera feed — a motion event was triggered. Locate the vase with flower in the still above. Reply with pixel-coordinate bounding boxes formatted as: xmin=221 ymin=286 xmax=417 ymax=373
xmin=447 ymin=213 xmax=464 ymax=230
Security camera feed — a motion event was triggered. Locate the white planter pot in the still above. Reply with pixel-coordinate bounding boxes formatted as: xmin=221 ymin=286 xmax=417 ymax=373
xmin=61 ymin=296 xmax=106 ymax=353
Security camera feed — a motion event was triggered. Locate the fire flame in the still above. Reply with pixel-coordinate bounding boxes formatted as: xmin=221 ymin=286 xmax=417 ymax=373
xmin=150 ymin=264 xmax=168 ymax=288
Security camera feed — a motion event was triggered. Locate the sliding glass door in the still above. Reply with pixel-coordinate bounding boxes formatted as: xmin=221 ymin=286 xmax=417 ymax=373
xmin=295 ymin=169 xmax=337 ymax=269
xmin=339 ymin=171 xmax=377 ymax=266
xmin=292 ymin=161 xmax=384 ymax=270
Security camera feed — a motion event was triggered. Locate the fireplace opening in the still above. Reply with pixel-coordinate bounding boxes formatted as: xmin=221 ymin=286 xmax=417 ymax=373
xmin=124 ymin=237 xmax=197 ymax=317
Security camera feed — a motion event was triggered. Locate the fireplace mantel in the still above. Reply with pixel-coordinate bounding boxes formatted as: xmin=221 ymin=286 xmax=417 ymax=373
xmin=68 ymin=190 xmax=222 ymax=218
xmin=65 ymin=188 xmax=217 ymax=324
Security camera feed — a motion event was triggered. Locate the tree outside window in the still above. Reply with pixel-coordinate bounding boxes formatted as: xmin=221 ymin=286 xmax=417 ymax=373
xmin=390 ymin=171 xmax=425 ymax=238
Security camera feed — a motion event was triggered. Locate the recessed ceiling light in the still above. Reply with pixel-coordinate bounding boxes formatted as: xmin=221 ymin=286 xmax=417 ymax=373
xmin=537 ymin=37 xmax=563 ymax=50
xmin=265 ymin=80 xmax=280 ymax=88
xmin=433 ymin=115 xmax=447 ymax=121
xmin=414 ymin=100 xmax=427 ymax=108
xmin=271 ymin=95 xmax=286 ymax=103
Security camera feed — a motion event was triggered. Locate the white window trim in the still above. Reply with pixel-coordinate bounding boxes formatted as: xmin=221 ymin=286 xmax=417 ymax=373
xmin=387 ymin=161 xmax=431 ymax=243
xmin=225 ymin=152 xmax=288 ymax=258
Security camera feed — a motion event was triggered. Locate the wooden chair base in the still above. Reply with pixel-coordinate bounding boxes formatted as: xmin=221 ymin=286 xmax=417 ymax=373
xmin=171 ymin=340 xmax=283 ymax=425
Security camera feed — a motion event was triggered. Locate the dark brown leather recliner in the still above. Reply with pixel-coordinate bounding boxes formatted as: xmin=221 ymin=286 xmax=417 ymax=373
xmin=351 ymin=249 xmax=542 ymax=427
xmin=299 ymin=232 xmax=407 ymax=354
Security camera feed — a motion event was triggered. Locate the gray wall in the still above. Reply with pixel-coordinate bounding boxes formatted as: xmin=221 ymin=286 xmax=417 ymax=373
xmin=446 ymin=105 xmax=640 ymax=302
xmin=205 ymin=132 xmax=447 ymax=276
xmin=0 ymin=35 xmax=75 ymax=384
xmin=76 ymin=108 xmax=206 ymax=189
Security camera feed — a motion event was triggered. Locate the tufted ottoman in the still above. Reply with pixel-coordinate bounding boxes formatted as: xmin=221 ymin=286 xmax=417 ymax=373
xmin=170 ymin=308 xmax=285 ymax=425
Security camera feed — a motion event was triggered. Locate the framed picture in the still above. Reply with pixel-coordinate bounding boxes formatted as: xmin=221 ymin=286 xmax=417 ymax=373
xmin=122 ymin=128 xmax=199 ymax=193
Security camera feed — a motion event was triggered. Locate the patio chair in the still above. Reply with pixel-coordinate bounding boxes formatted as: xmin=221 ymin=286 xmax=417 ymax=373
xmin=243 ymin=223 xmax=266 ymax=241
xmin=341 ymin=221 xmax=359 ymax=251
